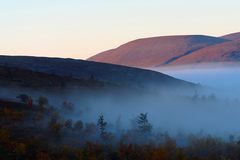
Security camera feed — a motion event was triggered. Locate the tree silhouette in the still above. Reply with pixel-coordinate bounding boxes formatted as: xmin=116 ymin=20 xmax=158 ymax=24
xmin=74 ymin=120 xmax=83 ymax=132
xmin=37 ymin=96 xmax=48 ymax=107
xmin=64 ymin=119 xmax=73 ymax=129
xmin=97 ymin=115 xmax=107 ymax=138
xmin=37 ymin=96 xmax=49 ymax=112
xmin=137 ymin=113 xmax=152 ymax=135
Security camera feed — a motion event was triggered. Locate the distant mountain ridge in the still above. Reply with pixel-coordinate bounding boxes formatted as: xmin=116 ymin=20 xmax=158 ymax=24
xmin=88 ymin=32 xmax=240 ymax=67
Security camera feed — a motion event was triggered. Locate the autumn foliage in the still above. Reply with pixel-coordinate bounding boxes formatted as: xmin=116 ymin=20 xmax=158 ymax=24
xmin=0 ymin=95 xmax=240 ymax=160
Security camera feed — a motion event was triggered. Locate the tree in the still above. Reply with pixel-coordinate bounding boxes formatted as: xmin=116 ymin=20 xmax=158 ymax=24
xmin=47 ymin=111 xmax=63 ymax=138
xmin=97 ymin=115 xmax=107 ymax=138
xmin=37 ymin=96 xmax=49 ymax=112
xmin=38 ymin=96 xmax=48 ymax=106
xmin=14 ymin=143 xmax=26 ymax=155
xmin=192 ymin=90 xmax=199 ymax=101
xmin=74 ymin=120 xmax=83 ymax=132
xmin=208 ymin=93 xmax=216 ymax=101
xmin=89 ymin=74 xmax=95 ymax=80
xmin=48 ymin=116 xmax=63 ymax=137
xmin=137 ymin=113 xmax=152 ymax=135
xmin=64 ymin=119 xmax=73 ymax=129
xmin=62 ymin=101 xmax=74 ymax=112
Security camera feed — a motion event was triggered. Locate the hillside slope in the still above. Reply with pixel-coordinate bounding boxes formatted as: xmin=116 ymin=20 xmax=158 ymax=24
xmin=88 ymin=35 xmax=227 ymax=67
xmin=0 ymin=65 xmax=108 ymax=90
xmin=171 ymin=39 xmax=240 ymax=65
xmin=0 ymin=56 xmax=194 ymax=89
xmin=221 ymin=32 xmax=240 ymax=41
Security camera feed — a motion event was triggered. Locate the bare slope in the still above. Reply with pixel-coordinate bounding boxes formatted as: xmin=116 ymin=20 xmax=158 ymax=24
xmin=221 ymin=32 xmax=240 ymax=41
xmin=88 ymin=35 xmax=227 ymax=67
xmin=171 ymin=39 xmax=240 ymax=65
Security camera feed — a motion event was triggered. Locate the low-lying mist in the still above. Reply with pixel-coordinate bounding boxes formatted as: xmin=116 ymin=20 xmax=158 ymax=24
xmin=2 ymin=63 xmax=240 ymax=145
xmin=2 ymin=80 xmax=240 ymax=140
xmin=142 ymin=63 xmax=240 ymax=136
xmin=152 ymin=63 xmax=240 ymax=99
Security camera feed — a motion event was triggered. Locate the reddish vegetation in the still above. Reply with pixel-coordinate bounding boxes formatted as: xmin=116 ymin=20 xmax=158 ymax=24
xmin=1 ymin=96 xmax=240 ymax=160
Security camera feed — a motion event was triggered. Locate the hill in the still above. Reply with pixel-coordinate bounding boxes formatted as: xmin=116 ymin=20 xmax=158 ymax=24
xmin=0 ymin=56 xmax=194 ymax=89
xmin=221 ymin=32 xmax=240 ymax=41
xmin=0 ymin=65 xmax=108 ymax=90
xmin=88 ymin=35 xmax=227 ymax=67
xmin=171 ymin=39 xmax=240 ymax=65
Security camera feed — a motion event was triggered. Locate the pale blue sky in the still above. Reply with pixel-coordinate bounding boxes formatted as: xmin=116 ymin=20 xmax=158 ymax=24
xmin=0 ymin=0 xmax=239 ymax=59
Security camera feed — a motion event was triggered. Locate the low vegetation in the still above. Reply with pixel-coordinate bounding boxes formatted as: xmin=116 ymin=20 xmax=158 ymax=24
xmin=0 ymin=93 xmax=240 ymax=160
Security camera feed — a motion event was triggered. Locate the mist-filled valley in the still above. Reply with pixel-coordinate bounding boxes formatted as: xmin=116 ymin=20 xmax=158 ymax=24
xmin=148 ymin=63 xmax=240 ymax=136
xmin=156 ymin=63 xmax=240 ymax=99
xmin=2 ymin=0 xmax=240 ymax=158
xmin=1 ymin=59 xmax=240 ymax=159
xmin=4 ymin=62 xmax=238 ymax=138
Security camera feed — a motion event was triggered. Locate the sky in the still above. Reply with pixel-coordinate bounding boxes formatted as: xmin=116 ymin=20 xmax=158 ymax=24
xmin=0 ymin=0 xmax=239 ymax=59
